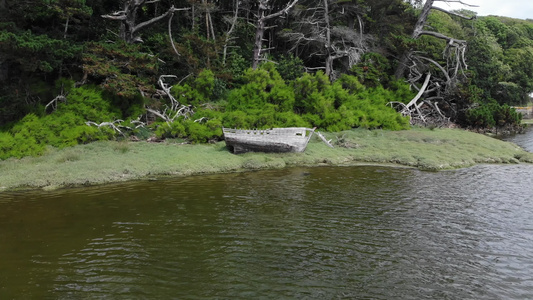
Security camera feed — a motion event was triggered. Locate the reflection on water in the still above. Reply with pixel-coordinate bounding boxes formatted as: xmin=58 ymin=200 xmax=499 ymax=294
xmin=2 ymin=165 xmax=533 ymax=298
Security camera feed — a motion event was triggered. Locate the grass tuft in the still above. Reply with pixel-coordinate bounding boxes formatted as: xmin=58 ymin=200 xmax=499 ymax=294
xmin=113 ymin=142 xmax=130 ymax=154
xmin=56 ymin=149 xmax=82 ymax=163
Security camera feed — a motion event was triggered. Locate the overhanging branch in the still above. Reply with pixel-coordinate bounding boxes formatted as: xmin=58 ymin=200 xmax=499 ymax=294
xmin=431 ymin=6 xmax=476 ymax=20
xmin=418 ymin=30 xmax=466 ymax=45
xmin=264 ymin=0 xmax=299 ymax=21
xmin=133 ymin=7 xmax=190 ymax=36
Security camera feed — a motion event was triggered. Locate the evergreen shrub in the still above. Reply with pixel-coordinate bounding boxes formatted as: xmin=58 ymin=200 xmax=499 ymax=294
xmin=226 ymin=63 xmax=295 ymax=111
xmin=351 ymin=52 xmax=393 ymax=87
xmin=275 ymin=54 xmax=305 ymax=82
xmin=171 ymin=69 xmax=217 ymax=106
xmin=0 ymin=85 xmax=118 ymax=159
xmin=465 ymin=102 xmax=522 ymax=127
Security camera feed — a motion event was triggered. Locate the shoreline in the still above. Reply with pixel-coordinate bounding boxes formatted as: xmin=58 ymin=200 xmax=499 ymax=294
xmin=2 ymin=128 xmax=533 ymax=192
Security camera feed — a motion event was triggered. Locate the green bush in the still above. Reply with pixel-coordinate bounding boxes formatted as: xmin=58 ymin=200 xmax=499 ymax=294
xmin=466 ymin=105 xmax=495 ymax=127
xmin=494 ymin=104 xmax=522 ymax=126
xmin=1 ymin=85 xmax=119 ymax=159
xmin=293 ymin=71 xmax=332 ymax=113
xmin=338 ymin=85 xmax=411 ymax=130
xmin=1 ymin=124 xmax=45 ymax=159
xmin=0 ymin=131 xmax=16 ymax=159
xmin=184 ymin=119 xmax=222 ymax=143
xmin=351 ymin=52 xmax=393 ymax=87
xmin=154 ymin=121 xmax=186 ymax=139
xmin=293 ymin=73 xmax=409 ymax=130
xmin=1 ymin=65 xmax=415 ymax=160
xmin=171 ymin=69 xmax=217 ymax=106
xmin=275 ymin=54 xmax=305 ymax=82
xmin=465 ymin=102 xmax=522 ymax=128
xmin=222 ymin=110 xmax=253 ymax=129
xmin=226 ymin=63 xmax=295 ymax=111
xmin=154 ymin=117 xmax=223 ymax=143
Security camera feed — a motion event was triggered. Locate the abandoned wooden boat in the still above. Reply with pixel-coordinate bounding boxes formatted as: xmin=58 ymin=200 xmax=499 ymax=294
xmin=222 ymin=127 xmax=316 ymax=154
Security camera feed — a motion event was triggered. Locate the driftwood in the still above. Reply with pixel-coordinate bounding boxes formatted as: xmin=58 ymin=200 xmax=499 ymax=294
xmin=316 ymin=131 xmax=334 ymax=148
xmin=86 ymin=120 xmax=125 ymax=136
xmin=86 ymin=118 xmax=146 ymax=137
xmin=388 ymin=73 xmax=431 ymax=122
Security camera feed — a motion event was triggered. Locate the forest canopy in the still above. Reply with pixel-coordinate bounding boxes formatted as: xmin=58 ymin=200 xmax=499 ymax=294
xmin=1 ymin=0 xmax=532 ymax=159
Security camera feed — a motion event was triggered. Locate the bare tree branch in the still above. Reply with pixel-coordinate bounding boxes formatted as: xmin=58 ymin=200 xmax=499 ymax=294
xmin=102 ymin=1 xmax=189 ymax=43
xmin=168 ymin=11 xmax=180 ymax=56
xmin=280 ymin=0 xmax=370 ymax=79
xmin=223 ymin=0 xmax=240 ymax=66
xmin=86 ymin=120 xmax=125 ymax=136
xmin=146 ymin=75 xmax=194 ymax=125
xmin=252 ymin=0 xmax=299 ymax=69
xmin=392 ymin=0 xmax=474 ymax=127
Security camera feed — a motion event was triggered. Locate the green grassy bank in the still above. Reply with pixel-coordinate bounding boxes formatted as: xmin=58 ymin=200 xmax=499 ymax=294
xmin=1 ymin=128 xmax=533 ymax=192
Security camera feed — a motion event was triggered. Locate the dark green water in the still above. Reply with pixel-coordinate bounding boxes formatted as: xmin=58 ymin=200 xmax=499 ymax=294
xmin=2 ymin=162 xmax=533 ymax=299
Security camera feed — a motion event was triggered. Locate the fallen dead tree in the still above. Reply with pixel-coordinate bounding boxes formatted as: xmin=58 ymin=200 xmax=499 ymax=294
xmin=85 ymin=118 xmax=146 ymax=137
xmin=388 ymin=72 xmax=450 ymax=126
xmin=388 ymin=72 xmax=454 ymax=127
xmin=86 ymin=120 xmax=126 ymax=136
xmin=392 ymin=0 xmax=476 ymax=127
xmin=145 ymin=75 xmax=194 ymax=125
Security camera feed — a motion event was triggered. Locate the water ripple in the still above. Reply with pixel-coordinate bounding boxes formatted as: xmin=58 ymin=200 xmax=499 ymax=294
xmin=2 ymin=165 xmax=533 ymax=299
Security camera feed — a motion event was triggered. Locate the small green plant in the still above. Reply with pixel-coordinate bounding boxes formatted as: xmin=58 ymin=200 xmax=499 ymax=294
xmin=56 ymin=149 xmax=81 ymax=163
xmin=113 ymin=142 xmax=130 ymax=154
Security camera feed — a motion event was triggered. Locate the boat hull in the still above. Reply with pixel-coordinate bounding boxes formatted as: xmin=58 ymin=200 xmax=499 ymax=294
xmin=223 ymin=127 xmax=314 ymax=154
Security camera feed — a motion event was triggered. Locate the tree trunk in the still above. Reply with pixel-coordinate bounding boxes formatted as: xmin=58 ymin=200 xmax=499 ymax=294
xmin=63 ymin=15 xmax=70 ymax=39
xmin=0 ymin=61 xmax=8 ymax=82
xmin=0 ymin=0 xmax=6 ymax=69
xmin=324 ymin=0 xmax=332 ymax=77
xmin=411 ymin=0 xmax=434 ymax=40
xmin=252 ymin=0 xmax=299 ymax=69
xmin=191 ymin=3 xmax=195 ymax=30
xmin=223 ymin=0 xmax=239 ymax=66
xmin=394 ymin=0 xmax=434 ymax=79
xmin=252 ymin=1 xmax=268 ymax=70
xmin=121 ymin=1 xmax=136 ymax=42
xmin=0 ymin=0 xmax=6 ymax=20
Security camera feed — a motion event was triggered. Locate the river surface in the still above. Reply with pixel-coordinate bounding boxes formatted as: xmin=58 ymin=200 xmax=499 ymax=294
xmin=1 ymin=131 xmax=533 ymax=299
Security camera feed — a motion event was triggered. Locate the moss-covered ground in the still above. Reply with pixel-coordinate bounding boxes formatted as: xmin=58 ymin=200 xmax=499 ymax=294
xmin=1 ymin=128 xmax=533 ymax=192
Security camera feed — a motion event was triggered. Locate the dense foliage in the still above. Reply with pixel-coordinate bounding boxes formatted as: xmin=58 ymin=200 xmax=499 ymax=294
xmin=0 ymin=85 xmax=117 ymax=159
xmin=1 ymin=0 xmax=532 ymax=159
